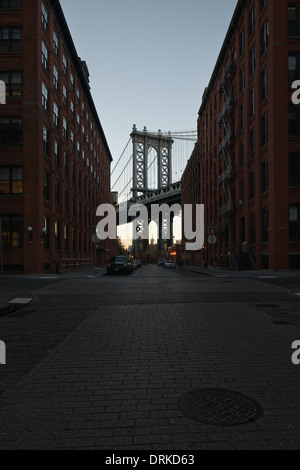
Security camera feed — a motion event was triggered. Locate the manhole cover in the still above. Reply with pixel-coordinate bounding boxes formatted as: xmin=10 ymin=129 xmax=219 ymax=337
xmin=178 ymin=388 xmax=263 ymax=427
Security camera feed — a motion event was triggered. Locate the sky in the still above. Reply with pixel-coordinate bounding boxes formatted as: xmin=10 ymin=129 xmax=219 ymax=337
xmin=59 ymin=0 xmax=238 ymax=246
xmin=60 ymin=0 xmax=238 ymax=163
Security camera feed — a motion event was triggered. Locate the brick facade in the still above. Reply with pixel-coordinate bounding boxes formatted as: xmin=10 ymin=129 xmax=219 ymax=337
xmin=0 ymin=0 xmax=113 ymax=274
xmin=181 ymin=0 xmax=300 ymax=270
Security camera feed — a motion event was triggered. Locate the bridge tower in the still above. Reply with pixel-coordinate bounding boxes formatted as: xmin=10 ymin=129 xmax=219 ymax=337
xmin=131 ymin=125 xmax=173 ymax=200
xmin=130 ymin=125 xmax=174 ymax=252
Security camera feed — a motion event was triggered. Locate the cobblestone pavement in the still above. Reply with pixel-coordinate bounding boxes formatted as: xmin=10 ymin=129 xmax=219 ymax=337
xmin=0 ymin=267 xmax=300 ymax=449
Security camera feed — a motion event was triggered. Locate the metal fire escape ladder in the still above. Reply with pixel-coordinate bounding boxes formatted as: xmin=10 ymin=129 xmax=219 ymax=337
xmin=218 ymin=64 xmax=234 ymax=227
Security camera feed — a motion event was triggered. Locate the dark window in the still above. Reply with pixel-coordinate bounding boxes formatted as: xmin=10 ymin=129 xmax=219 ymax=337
xmin=251 ymin=213 xmax=256 ymax=244
xmin=261 ymin=19 xmax=269 ymax=56
xmin=0 ymin=117 xmax=22 ymax=146
xmin=0 ymin=71 xmax=22 ymax=97
xmin=289 ymin=152 xmax=300 ymax=186
xmin=290 ymin=204 xmax=300 ymax=241
xmin=241 ymin=217 xmax=245 ymax=242
xmin=250 ymin=169 xmax=255 ymax=199
xmin=241 ymin=179 xmax=245 ymax=202
xmin=261 ymin=66 xmax=268 ymax=101
xmin=41 ymin=1 xmax=48 ymax=31
xmin=289 ymin=52 xmax=300 ymax=86
xmin=240 ymin=64 xmax=245 ymax=92
xmin=44 ymin=218 xmax=49 ymax=249
xmin=44 ymin=172 xmax=50 ymax=201
xmin=288 ymin=4 xmax=300 ymax=37
xmin=240 ymin=102 xmax=245 ymax=130
xmin=250 ymin=128 xmax=255 ymax=157
xmin=1 ymin=214 xmax=23 ymax=248
xmin=64 ymin=152 xmax=68 ymax=176
xmin=249 ymin=44 xmax=256 ymax=77
xmin=262 ymin=112 xmax=268 ymax=146
xmin=55 ymin=181 xmax=60 ymax=207
xmin=289 ymin=103 xmax=300 ymax=136
xmin=262 ymin=208 xmax=269 ymax=242
xmin=262 ymin=159 xmax=268 ymax=193
xmin=249 ymin=4 xmax=255 ymax=35
xmin=240 ymin=141 xmax=245 ymax=167
xmin=250 ymin=87 xmax=255 ymax=117
xmin=0 ymin=27 xmax=22 ymax=52
xmin=0 ymin=166 xmax=22 ymax=195
xmin=64 ymin=190 xmax=69 ymax=213
xmin=240 ymin=27 xmax=245 ymax=56
xmin=64 ymin=225 xmax=68 ymax=251
xmin=261 ymin=0 xmax=267 ymax=12
xmin=0 ymin=0 xmax=22 ymax=8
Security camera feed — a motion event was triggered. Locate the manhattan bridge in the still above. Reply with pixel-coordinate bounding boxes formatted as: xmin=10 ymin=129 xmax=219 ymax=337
xmin=111 ymin=125 xmax=197 ymax=250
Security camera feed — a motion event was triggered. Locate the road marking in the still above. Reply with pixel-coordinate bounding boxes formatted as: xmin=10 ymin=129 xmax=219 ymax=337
xmin=257 ymin=276 xmax=278 ymax=279
xmin=8 ymin=298 xmax=32 ymax=305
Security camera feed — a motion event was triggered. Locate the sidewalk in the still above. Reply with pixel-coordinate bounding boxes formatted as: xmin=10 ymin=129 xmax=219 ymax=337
xmin=181 ymin=265 xmax=300 ymax=279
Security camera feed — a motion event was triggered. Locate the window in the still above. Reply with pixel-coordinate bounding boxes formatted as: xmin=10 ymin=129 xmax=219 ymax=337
xmin=70 ymin=73 xmax=74 ymax=91
xmin=41 ymin=40 xmax=48 ymax=70
xmin=63 ymin=84 xmax=67 ymax=106
xmin=43 ymin=125 xmax=49 ymax=157
xmin=42 ymin=82 xmax=48 ymax=111
xmin=0 ymin=71 xmax=22 ymax=97
xmin=288 ymin=4 xmax=300 ymax=37
xmin=64 ymin=190 xmax=69 ymax=213
xmin=53 ymin=101 xmax=59 ymax=126
xmin=63 ymin=117 xmax=67 ymax=140
xmin=53 ymin=30 xmax=59 ymax=55
xmin=289 ymin=152 xmax=300 ymax=186
xmin=261 ymin=19 xmax=269 ymax=56
xmin=250 ymin=170 xmax=255 ymax=199
xmin=289 ymin=52 xmax=300 ymax=86
xmin=0 ymin=26 xmax=22 ymax=52
xmin=53 ymin=65 xmax=59 ymax=90
xmin=250 ymin=128 xmax=255 ymax=157
xmin=261 ymin=66 xmax=268 ymax=101
xmin=240 ymin=27 xmax=245 ymax=55
xmin=262 ymin=112 xmax=268 ymax=146
xmin=62 ymin=54 xmax=67 ymax=75
xmin=44 ymin=171 xmax=50 ymax=201
xmin=54 ymin=140 xmax=59 ymax=167
xmin=44 ymin=218 xmax=49 ymax=249
xmin=70 ymin=100 xmax=74 ymax=120
xmin=64 ymin=152 xmax=68 ymax=176
xmin=0 ymin=166 xmax=22 ymax=195
xmin=289 ymin=103 xmax=300 ymax=136
xmin=72 ymin=195 xmax=76 ymax=217
xmin=249 ymin=4 xmax=255 ymax=36
xmin=250 ymin=87 xmax=255 ymax=117
xmin=261 ymin=0 xmax=267 ymax=12
xmin=290 ymin=204 xmax=300 ymax=241
xmin=262 ymin=208 xmax=269 ymax=242
xmin=54 ymin=221 xmax=60 ymax=250
xmin=1 ymin=214 xmax=23 ymax=248
xmin=0 ymin=117 xmax=22 ymax=146
xmin=70 ymin=130 xmax=74 ymax=151
xmin=241 ymin=179 xmax=245 ymax=202
xmin=64 ymin=225 xmax=69 ymax=251
xmin=240 ymin=102 xmax=245 ymax=130
xmin=251 ymin=213 xmax=256 ymax=244
xmin=241 ymin=140 xmax=245 ymax=167
xmin=77 ymin=141 xmax=80 ymax=160
xmin=76 ymin=88 xmax=80 ymax=104
xmin=240 ymin=64 xmax=245 ymax=93
xmin=262 ymin=159 xmax=268 ymax=193
xmin=0 ymin=0 xmax=22 ymax=8
xmin=55 ymin=181 xmax=60 ymax=207
xmin=249 ymin=44 xmax=256 ymax=77
xmin=41 ymin=1 xmax=49 ymax=31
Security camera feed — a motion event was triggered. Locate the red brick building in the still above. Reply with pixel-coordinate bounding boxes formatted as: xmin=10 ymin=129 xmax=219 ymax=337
xmin=181 ymin=0 xmax=300 ymax=270
xmin=0 ymin=0 xmax=113 ymax=274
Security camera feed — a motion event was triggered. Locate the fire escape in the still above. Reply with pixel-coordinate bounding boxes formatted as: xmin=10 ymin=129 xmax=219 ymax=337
xmin=217 ymin=62 xmax=236 ymax=236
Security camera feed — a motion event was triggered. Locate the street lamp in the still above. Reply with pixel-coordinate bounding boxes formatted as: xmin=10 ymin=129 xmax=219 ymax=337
xmin=27 ymin=226 xmax=33 ymax=243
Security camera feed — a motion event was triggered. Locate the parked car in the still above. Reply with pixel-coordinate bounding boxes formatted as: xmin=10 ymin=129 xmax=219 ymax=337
xmin=158 ymin=259 xmax=166 ymax=267
xmin=107 ymin=256 xmax=133 ymax=275
xmin=164 ymin=261 xmax=176 ymax=269
xmin=132 ymin=259 xmax=142 ymax=269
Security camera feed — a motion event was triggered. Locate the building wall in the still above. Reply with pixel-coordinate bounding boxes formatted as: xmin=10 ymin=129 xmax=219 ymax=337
xmin=182 ymin=0 xmax=300 ymax=270
xmin=0 ymin=0 xmax=113 ymax=273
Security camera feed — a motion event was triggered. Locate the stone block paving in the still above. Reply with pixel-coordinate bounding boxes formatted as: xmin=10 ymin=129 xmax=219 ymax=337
xmin=0 ymin=302 xmax=300 ymax=449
